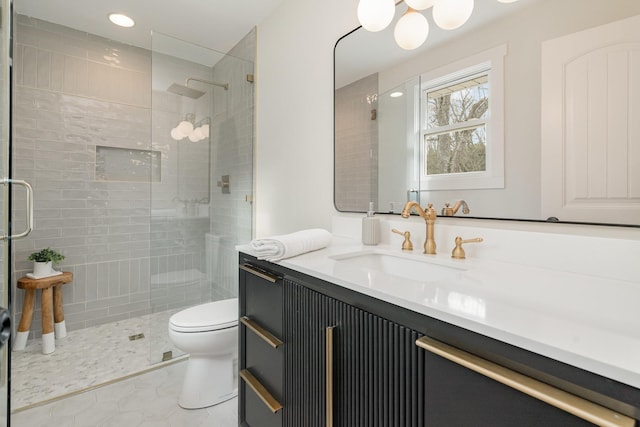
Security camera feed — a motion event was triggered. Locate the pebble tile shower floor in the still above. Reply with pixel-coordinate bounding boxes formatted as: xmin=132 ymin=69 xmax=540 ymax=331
xmin=11 ymin=310 xmax=183 ymax=409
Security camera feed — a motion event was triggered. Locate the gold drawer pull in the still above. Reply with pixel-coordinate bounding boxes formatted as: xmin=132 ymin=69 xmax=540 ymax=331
xmin=240 ymin=264 xmax=280 ymax=283
xmin=240 ymin=316 xmax=283 ymax=348
xmin=326 ymin=326 xmax=335 ymax=427
xmin=415 ymin=337 xmax=634 ymax=427
xmin=240 ymin=369 xmax=283 ymax=414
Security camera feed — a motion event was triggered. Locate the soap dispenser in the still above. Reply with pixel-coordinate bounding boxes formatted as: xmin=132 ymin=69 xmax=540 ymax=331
xmin=362 ymin=202 xmax=380 ymax=245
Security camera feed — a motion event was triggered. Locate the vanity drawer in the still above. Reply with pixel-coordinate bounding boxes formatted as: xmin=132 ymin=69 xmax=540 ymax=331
xmin=243 ymin=321 xmax=283 ymax=399
xmin=241 ymin=368 xmax=283 ymax=427
xmin=240 ymin=263 xmax=283 ymax=337
xmin=240 ymin=261 xmax=285 ymax=427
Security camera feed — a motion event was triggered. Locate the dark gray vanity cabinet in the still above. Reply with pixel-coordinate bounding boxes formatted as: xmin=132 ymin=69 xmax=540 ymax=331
xmin=283 ymin=279 xmax=427 ymax=427
xmin=239 ymin=254 xmax=639 ymax=427
xmin=239 ymin=263 xmax=285 ymax=427
xmin=420 ymin=340 xmax=598 ymax=426
xmin=281 ymin=280 xmax=598 ymax=427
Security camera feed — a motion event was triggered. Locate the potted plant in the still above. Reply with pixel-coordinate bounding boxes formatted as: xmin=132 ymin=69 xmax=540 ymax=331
xmin=28 ymin=248 xmax=65 ymax=277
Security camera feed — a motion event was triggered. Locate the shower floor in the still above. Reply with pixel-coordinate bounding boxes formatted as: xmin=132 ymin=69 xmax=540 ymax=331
xmin=11 ymin=309 xmax=183 ymax=410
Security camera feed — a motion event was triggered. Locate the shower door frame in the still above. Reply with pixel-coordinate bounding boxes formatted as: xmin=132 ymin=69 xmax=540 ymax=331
xmin=1 ymin=0 xmax=12 ymax=423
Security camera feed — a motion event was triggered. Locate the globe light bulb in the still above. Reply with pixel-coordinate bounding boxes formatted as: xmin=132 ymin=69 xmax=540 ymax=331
xmin=170 ymin=128 xmax=185 ymax=141
xmin=357 ymin=0 xmax=396 ymax=32
xmin=176 ymin=120 xmax=194 ymax=135
xmin=394 ymin=8 xmax=429 ymax=50
xmin=433 ymin=0 xmax=474 ymax=30
xmin=404 ymin=0 xmax=436 ymax=11
xmin=189 ymin=127 xmax=204 ymax=142
xmin=200 ymin=124 xmax=210 ymax=138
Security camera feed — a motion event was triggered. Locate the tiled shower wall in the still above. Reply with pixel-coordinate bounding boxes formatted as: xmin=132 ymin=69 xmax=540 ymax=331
xmin=11 ymin=16 xmax=154 ymax=335
xmin=335 ymin=73 xmax=379 ymax=212
xmin=209 ymin=29 xmax=255 ymax=300
xmin=10 ymin=16 xmax=254 ymax=338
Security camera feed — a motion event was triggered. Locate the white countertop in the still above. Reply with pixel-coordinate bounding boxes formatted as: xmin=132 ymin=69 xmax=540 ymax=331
xmin=269 ymin=237 xmax=640 ymax=390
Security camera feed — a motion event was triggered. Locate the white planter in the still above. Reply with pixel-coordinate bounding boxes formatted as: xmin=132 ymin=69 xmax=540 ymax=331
xmin=33 ymin=261 xmax=52 ymax=277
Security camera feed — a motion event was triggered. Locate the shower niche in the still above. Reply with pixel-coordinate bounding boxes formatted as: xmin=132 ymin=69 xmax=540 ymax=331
xmin=95 ymin=146 xmax=162 ymax=183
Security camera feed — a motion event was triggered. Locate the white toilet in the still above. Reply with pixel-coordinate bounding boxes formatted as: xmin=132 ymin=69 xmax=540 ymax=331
xmin=168 ymin=298 xmax=239 ymax=409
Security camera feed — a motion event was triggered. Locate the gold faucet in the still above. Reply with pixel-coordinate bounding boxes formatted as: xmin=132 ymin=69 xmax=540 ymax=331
xmin=401 ymin=201 xmax=437 ymax=254
xmin=451 ymin=237 xmax=483 ymax=259
xmin=442 ymin=200 xmax=470 ymax=216
xmin=391 ymin=229 xmax=413 ymax=251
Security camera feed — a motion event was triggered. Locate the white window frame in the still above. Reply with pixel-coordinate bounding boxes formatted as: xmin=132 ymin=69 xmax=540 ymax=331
xmin=418 ymin=44 xmax=506 ymax=191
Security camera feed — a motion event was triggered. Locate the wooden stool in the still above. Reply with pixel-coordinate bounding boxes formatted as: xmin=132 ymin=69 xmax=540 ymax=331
xmin=13 ymin=272 xmax=73 ymax=354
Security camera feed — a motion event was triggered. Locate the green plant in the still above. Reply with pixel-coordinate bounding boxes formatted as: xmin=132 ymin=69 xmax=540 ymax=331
xmin=28 ymin=248 xmax=65 ymax=264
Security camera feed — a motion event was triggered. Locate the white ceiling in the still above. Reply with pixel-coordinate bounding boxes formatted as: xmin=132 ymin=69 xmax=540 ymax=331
xmin=14 ymin=0 xmax=284 ymax=59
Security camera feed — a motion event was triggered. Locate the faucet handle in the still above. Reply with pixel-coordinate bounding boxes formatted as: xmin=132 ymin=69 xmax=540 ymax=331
xmin=451 ymin=236 xmax=483 ymax=259
xmin=391 ymin=228 xmax=413 ymax=251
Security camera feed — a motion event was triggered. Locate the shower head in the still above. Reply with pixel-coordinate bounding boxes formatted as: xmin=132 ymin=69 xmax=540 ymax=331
xmin=167 ymin=77 xmax=229 ymax=99
xmin=167 ymin=83 xmax=206 ymax=99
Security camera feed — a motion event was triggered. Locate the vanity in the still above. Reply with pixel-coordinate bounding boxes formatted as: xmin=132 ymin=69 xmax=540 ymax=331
xmin=237 ymin=236 xmax=640 ymax=427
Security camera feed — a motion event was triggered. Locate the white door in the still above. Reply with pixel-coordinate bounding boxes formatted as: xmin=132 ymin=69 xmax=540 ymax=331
xmin=541 ymin=14 xmax=640 ymax=225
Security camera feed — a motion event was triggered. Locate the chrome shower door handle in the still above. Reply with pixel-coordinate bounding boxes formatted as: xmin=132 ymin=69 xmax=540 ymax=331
xmin=1 ymin=178 xmax=34 ymax=240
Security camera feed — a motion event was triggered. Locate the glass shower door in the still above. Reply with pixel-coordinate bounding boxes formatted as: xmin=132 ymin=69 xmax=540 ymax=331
xmin=149 ymin=31 xmax=254 ymax=364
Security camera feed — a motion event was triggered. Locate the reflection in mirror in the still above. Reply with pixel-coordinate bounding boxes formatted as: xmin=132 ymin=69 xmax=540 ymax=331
xmin=334 ymin=0 xmax=640 ymax=226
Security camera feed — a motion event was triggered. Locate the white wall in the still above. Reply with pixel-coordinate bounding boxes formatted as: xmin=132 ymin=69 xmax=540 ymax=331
xmin=255 ymin=0 xmax=359 ymax=237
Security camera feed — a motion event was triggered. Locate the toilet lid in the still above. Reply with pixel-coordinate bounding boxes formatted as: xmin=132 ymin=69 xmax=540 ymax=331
xmin=169 ymin=298 xmax=238 ymax=332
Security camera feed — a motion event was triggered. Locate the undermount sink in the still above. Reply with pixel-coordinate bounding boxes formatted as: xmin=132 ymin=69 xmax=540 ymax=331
xmin=329 ymin=250 xmax=464 ymax=283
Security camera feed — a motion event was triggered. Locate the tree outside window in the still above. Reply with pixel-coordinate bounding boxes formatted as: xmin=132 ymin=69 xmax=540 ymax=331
xmin=423 ymin=73 xmax=489 ymax=176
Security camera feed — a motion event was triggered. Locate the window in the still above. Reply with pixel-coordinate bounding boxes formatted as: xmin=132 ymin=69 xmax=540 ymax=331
xmin=418 ymin=45 xmax=506 ymax=191
xmin=425 ymin=73 xmax=488 ymax=175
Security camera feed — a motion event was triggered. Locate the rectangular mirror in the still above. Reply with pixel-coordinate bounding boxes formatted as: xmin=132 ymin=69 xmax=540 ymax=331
xmin=334 ymin=0 xmax=640 ymax=226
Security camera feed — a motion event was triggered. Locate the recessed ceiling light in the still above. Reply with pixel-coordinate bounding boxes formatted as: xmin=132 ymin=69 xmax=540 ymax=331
xmin=390 ymin=91 xmax=404 ymax=98
xmin=108 ymin=13 xmax=135 ymax=28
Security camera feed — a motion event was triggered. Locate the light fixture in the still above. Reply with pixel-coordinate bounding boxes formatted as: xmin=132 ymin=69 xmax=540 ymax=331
xmin=357 ymin=0 xmax=517 ymax=50
xmin=433 ymin=0 xmax=474 ymax=30
xmin=170 ymin=115 xmax=209 ymax=142
xmin=404 ymin=0 xmax=436 ymax=11
xmin=357 ymin=0 xmax=396 ymax=32
xmin=108 ymin=13 xmax=135 ymax=28
xmin=394 ymin=8 xmax=429 ymax=50
xmin=390 ymin=91 xmax=404 ymax=98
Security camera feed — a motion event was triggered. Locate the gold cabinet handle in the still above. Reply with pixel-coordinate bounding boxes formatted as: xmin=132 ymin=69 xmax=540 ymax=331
xmin=326 ymin=326 xmax=335 ymax=427
xmin=240 ymin=263 xmax=280 ymax=283
xmin=239 ymin=369 xmax=283 ymax=414
xmin=415 ymin=337 xmax=634 ymax=427
xmin=240 ymin=316 xmax=283 ymax=348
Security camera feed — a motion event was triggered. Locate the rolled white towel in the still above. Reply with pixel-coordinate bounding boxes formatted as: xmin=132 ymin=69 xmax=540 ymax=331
xmin=245 ymin=228 xmax=332 ymax=261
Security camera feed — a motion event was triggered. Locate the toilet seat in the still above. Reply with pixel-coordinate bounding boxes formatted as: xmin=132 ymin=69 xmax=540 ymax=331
xmin=170 ymin=298 xmax=238 ymax=333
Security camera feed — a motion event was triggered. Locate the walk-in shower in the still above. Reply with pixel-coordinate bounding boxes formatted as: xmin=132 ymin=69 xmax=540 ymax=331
xmin=9 ymin=14 xmax=254 ymax=413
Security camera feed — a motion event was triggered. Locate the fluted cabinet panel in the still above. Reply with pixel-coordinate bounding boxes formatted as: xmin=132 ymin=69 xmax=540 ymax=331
xmin=283 ymin=279 xmax=426 ymax=427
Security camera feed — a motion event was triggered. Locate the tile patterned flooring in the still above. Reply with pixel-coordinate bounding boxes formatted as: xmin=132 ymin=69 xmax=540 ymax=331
xmin=10 ymin=311 xmax=238 ymax=426
xmin=11 ymin=361 xmax=238 ymax=426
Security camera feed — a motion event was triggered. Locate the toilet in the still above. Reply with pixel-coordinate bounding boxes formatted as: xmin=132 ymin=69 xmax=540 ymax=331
xmin=168 ymin=298 xmax=239 ymax=409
